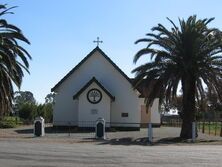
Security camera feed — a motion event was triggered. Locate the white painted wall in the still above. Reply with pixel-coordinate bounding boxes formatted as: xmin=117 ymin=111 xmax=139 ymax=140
xmin=53 ymin=92 xmax=78 ymax=126
xmin=150 ymin=98 xmax=161 ymax=124
xmin=53 ymin=50 xmax=140 ymax=127
xmin=139 ymin=98 xmax=161 ymax=124
xmin=78 ymin=82 xmax=111 ymax=127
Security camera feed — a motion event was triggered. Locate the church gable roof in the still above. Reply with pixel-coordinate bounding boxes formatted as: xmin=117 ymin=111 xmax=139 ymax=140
xmin=51 ymin=46 xmax=132 ymax=92
xmin=73 ymin=77 xmax=115 ymax=101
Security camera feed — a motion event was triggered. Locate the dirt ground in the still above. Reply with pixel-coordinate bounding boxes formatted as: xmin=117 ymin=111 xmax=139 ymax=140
xmin=0 ymin=125 xmax=222 ymax=145
xmin=0 ymin=126 xmax=222 ymax=167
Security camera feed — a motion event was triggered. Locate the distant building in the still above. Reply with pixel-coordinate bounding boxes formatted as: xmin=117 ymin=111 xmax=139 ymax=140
xmin=51 ymin=47 xmax=160 ymax=129
xmin=163 ymin=109 xmax=179 ymax=116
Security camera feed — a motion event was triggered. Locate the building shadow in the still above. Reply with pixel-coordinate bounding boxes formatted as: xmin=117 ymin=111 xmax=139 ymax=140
xmin=15 ymin=128 xmax=33 ymax=134
xmin=14 ymin=126 xmax=139 ymax=134
xmin=15 ymin=126 xmax=95 ymax=134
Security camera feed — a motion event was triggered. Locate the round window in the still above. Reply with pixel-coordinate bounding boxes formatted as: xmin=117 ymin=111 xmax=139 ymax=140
xmin=87 ymin=88 xmax=102 ymax=104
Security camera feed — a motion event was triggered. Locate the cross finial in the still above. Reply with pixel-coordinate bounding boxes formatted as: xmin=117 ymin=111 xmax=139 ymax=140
xmin=93 ymin=37 xmax=103 ymax=46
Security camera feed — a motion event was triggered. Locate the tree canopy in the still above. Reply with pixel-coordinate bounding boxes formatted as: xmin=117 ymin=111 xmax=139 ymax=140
xmin=133 ymin=15 xmax=222 ymax=138
xmin=0 ymin=4 xmax=31 ymax=116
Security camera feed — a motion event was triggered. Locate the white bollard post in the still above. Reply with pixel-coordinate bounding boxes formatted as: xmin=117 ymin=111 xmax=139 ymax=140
xmin=192 ymin=122 xmax=196 ymax=142
xmin=148 ymin=123 xmax=153 ymax=143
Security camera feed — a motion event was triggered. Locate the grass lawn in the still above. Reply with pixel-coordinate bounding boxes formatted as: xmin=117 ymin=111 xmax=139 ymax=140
xmin=197 ymin=122 xmax=222 ymax=136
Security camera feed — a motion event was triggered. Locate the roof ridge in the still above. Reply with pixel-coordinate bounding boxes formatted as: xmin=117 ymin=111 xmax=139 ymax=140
xmin=51 ymin=47 xmax=132 ymax=92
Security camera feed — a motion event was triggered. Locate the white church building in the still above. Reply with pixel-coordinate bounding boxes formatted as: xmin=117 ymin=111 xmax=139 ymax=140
xmin=51 ymin=47 xmax=160 ymax=129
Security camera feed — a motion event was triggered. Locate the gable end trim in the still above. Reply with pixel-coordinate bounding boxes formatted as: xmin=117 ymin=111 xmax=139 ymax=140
xmin=73 ymin=77 xmax=115 ymax=101
xmin=51 ymin=46 xmax=132 ymax=92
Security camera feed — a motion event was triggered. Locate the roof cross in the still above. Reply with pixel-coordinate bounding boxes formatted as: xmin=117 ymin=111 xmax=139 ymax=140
xmin=93 ymin=37 xmax=103 ymax=46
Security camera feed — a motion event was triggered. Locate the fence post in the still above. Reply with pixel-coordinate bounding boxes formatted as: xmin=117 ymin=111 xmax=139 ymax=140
xmin=220 ymin=121 xmax=222 ymax=137
xmin=148 ymin=123 xmax=153 ymax=143
xmin=192 ymin=122 xmax=196 ymax=142
xmin=202 ymin=120 xmax=205 ymax=133
xmin=54 ymin=125 xmax=57 ymax=134
xmin=208 ymin=121 xmax=211 ymax=135
xmin=215 ymin=122 xmax=217 ymax=136
xmin=68 ymin=122 xmax=71 ymax=137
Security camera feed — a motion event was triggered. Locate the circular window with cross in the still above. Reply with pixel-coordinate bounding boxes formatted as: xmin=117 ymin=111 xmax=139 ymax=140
xmin=87 ymin=88 xmax=102 ymax=104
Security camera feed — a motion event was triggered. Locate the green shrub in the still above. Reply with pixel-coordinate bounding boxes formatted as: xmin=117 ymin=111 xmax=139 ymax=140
xmin=42 ymin=103 xmax=53 ymax=123
xmin=0 ymin=116 xmax=22 ymax=128
xmin=18 ymin=103 xmax=37 ymax=121
xmin=16 ymin=102 xmax=53 ymax=123
xmin=35 ymin=103 xmax=53 ymax=123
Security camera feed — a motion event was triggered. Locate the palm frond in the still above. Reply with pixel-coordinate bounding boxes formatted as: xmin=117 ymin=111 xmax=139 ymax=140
xmin=133 ymin=15 xmax=222 ymax=111
xmin=0 ymin=4 xmax=31 ymax=115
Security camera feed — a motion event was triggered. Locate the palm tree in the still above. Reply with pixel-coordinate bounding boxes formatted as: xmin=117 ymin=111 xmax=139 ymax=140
xmin=0 ymin=5 xmax=31 ymax=116
xmin=132 ymin=15 xmax=222 ymax=139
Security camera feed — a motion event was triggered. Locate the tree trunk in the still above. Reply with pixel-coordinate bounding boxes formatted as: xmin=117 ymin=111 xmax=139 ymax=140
xmin=180 ymin=76 xmax=196 ymax=139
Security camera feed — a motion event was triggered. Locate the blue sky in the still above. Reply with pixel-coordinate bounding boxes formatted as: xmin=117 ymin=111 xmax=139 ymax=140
xmin=2 ymin=0 xmax=222 ymax=103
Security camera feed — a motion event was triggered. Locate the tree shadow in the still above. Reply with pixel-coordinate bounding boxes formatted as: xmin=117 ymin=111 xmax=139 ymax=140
xmin=155 ymin=137 xmax=185 ymax=144
xmin=97 ymin=137 xmax=151 ymax=146
xmin=96 ymin=137 xmax=222 ymax=146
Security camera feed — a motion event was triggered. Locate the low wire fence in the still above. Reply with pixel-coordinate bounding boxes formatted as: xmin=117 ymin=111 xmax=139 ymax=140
xmin=162 ymin=115 xmax=222 ymax=137
xmin=43 ymin=121 xmax=153 ymax=141
xmin=197 ymin=121 xmax=222 ymax=136
xmin=161 ymin=116 xmax=182 ymax=127
xmin=44 ymin=123 xmax=96 ymax=138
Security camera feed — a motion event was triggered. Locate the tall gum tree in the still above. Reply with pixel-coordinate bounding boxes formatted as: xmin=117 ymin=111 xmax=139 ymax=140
xmin=132 ymin=16 xmax=222 ymax=139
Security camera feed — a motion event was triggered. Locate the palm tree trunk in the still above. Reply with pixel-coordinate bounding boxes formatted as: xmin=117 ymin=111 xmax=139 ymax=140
xmin=180 ymin=76 xmax=196 ymax=139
